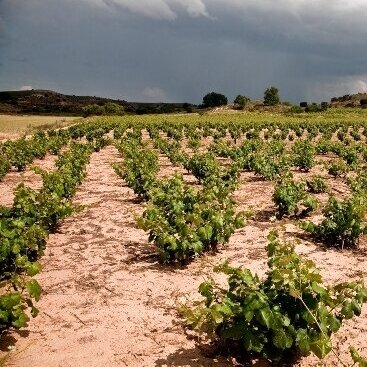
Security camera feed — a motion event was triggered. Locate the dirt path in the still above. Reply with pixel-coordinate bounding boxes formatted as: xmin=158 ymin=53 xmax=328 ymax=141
xmin=1 ymin=145 xmax=366 ymax=367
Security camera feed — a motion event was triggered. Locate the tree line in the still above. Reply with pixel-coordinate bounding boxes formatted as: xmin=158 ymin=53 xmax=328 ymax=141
xmin=202 ymin=86 xmax=280 ymax=109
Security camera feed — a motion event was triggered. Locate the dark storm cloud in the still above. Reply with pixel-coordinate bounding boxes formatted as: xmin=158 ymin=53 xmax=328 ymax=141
xmin=0 ymin=0 xmax=366 ymax=102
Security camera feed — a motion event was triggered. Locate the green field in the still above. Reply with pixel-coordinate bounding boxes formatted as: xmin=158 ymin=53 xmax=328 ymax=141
xmin=0 ymin=108 xmax=365 ymax=136
xmin=93 ymin=107 xmax=367 ymax=126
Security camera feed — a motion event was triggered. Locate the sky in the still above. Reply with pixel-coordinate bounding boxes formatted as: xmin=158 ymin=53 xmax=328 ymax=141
xmin=0 ymin=0 xmax=367 ymax=103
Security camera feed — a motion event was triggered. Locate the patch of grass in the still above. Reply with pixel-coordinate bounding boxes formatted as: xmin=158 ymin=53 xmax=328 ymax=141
xmin=0 ymin=115 xmax=80 ymax=135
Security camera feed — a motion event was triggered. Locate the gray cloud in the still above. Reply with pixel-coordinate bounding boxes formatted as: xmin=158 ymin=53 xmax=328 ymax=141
xmin=142 ymin=87 xmax=166 ymax=102
xmin=82 ymin=0 xmax=210 ymax=19
xmin=0 ymin=0 xmax=366 ymax=103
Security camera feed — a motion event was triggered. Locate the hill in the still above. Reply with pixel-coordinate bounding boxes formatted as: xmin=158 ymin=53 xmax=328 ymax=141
xmin=0 ymin=89 xmax=195 ymax=115
xmin=330 ymin=92 xmax=367 ymax=107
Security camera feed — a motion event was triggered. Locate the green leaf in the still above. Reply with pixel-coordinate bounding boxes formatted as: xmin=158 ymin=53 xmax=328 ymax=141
xmin=31 ymin=305 xmax=39 ymax=318
xmin=310 ymin=336 xmax=332 ymax=359
xmin=328 ymin=315 xmax=341 ymax=333
xmin=311 ymin=282 xmax=327 ymax=296
xmin=296 ymin=328 xmax=311 ymax=355
xmin=244 ymin=309 xmax=254 ymax=322
xmin=351 ymin=299 xmax=362 ymax=316
xmin=243 ymin=329 xmax=264 ymax=353
xmin=273 ymin=329 xmax=293 ymax=350
xmin=0 ymin=310 xmax=9 ymax=322
xmin=202 ymin=225 xmax=213 ymax=241
xmin=234 ymin=214 xmax=245 ymax=228
xmin=211 ymin=309 xmax=223 ymax=324
xmin=350 ymin=346 xmax=367 ymax=367
xmin=341 ymin=301 xmax=355 ymax=319
xmin=215 ymin=303 xmax=232 ymax=316
xmin=191 ymin=241 xmax=203 ymax=254
xmin=11 ymin=310 xmax=29 ymax=329
xmin=12 ymin=242 xmax=21 ymax=254
xmin=256 ymin=307 xmax=273 ymax=329
xmin=267 ymin=230 xmax=278 ymax=242
xmin=26 ymin=279 xmax=42 ymax=301
xmin=0 ymin=293 xmax=21 ymax=310
xmin=198 ymin=281 xmax=213 ymax=303
xmin=26 ymin=262 xmax=42 ymax=277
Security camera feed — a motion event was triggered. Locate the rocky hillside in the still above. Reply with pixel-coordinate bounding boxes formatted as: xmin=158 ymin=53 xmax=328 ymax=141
xmin=0 ymin=90 xmax=195 ymax=115
xmin=330 ymin=92 xmax=367 ymax=107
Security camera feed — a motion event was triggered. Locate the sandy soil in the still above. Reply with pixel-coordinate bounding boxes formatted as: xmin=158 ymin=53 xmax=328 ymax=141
xmin=0 ymin=145 xmax=366 ymax=367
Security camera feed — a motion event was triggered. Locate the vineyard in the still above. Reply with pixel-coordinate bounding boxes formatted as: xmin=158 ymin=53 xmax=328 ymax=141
xmin=1 ymin=111 xmax=367 ymax=366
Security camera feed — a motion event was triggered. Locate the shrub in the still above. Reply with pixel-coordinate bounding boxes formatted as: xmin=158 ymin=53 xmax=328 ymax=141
xmin=81 ymin=104 xmax=105 ymax=117
xmin=273 ymin=178 xmax=317 ymax=218
xmin=233 ymin=95 xmax=250 ymax=109
xmin=0 ymin=156 xmax=11 ymax=181
xmin=348 ymin=171 xmax=367 ymax=194
xmin=306 ymin=176 xmax=328 ymax=194
xmin=301 ymin=194 xmax=367 ymax=248
xmin=180 ymin=231 xmax=367 ymax=363
xmin=316 ymin=140 xmax=331 ymax=155
xmin=185 ymin=153 xmax=220 ymax=184
xmin=136 ymin=174 xmax=244 ymax=263
xmin=328 ymin=159 xmax=349 ymax=178
xmin=252 ymin=154 xmax=289 ymax=181
xmin=305 ymin=103 xmax=323 ymax=113
xmin=340 ymin=146 xmax=359 ymax=166
xmin=291 ymin=140 xmax=315 ymax=172
xmin=290 ymin=105 xmax=303 ymax=113
xmin=104 ymin=102 xmax=124 ymax=115
xmin=113 ymin=142 xmax=158 ymax=200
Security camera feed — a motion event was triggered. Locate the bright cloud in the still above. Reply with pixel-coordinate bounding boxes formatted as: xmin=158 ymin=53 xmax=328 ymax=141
xmin=142 ymin=87 xmax=166 ymax=101
xmin=19 ymin=85 xmax=33 ymax=91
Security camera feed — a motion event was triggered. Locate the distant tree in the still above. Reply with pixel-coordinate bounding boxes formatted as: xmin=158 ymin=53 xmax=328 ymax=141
xmin=233 ymin=95 xmax=250 ymax=109
xmin=183 ymin=103 xmax=194 ymax=113
xmin=360 ymin=99 xmax=367 ymax=106
xmin=82 ymin=104 xmax=105 ymax=117
xmin=104 ymin=102 xmax=124 ymax=115
xmin=300 ymin=101 xmax=308 ymax=108
xmin=202 ymin=92 xmax=228 ymax=108
xmin=264 ymin=86 xmax=280 ymax=106
xmin=305 ymin=103 xmax=324 ymax=113
xmin=160 ymin=104 xmax=175 ymax=114
xmin=320 ymin=102 xmax=329 ymax=110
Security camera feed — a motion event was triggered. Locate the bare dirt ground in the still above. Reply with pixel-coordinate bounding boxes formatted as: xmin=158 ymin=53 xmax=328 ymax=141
xmin=0 ymin=145 xmax=366 ymax=367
